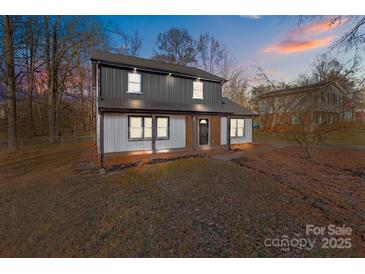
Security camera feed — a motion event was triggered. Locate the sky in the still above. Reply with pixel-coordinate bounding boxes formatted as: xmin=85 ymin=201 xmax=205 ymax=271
xmin=100 ymin=15 xmax=356 ymax=83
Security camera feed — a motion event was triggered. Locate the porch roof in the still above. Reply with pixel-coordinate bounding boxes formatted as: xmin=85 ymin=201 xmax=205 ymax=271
xmin=98 ymin=97 xmax=257 ymax=116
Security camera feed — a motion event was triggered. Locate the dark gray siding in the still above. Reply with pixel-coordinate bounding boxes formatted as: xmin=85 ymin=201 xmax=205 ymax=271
xmin=100 ymin=65 xmax=222 ymax=105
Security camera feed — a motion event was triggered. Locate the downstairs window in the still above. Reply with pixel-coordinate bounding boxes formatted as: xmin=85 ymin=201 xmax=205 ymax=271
xmin=128 ymin=116 xmax=152 ymax=140
xmin=230 ymin=118 xmax=244 ymax=137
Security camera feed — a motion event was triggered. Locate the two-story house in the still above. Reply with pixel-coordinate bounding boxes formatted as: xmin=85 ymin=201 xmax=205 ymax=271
xmin=91 ymin=51 xmax=256 ymax=168
xmin=257 ymin=81 xmax=347 ymax=131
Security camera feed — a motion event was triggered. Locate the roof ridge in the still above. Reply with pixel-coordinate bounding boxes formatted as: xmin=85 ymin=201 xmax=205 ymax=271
xmin=91 ymin=50 xmax=225 ymax=82
xmin=258 ymin=80 xmax=343 ymax=98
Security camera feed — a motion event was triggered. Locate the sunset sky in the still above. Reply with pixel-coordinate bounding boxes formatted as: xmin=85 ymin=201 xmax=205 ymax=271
xmin=102 ymin=15 xmax=356 ymax=83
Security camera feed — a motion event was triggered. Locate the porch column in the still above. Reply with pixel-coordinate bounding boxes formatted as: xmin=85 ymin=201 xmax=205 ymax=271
xmin=192 ymin=115 xmax=196 ymax=151
xmin=227 ymin=115 xmax=231 ymax=151
xmin=99 ymin=111 xmax=105 ymax=170
xmin=152 ymin=114 xmax=156 ymax=153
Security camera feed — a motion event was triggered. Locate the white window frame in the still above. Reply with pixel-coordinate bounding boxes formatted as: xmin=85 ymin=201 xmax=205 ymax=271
xmin=193 ymin=81 xmax=203 ymax=99
xmin=127 ymin=72 xmax=142 ymax=94
xmin=157 ymin=116 xmax=169 ymax=140
xmin=230 ymin=118 xmax=245 ymax=138
xmin=128 ymin=116 xmax=151 ymax=141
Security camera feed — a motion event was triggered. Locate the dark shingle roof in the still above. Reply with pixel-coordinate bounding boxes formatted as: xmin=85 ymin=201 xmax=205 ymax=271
xmin=258 ymin=81 xmax=346 ymax=99
xmin=98 ymin=97 xmax=256 ymax=116
xmin=91 ymin=51 xmax=226 ymax=83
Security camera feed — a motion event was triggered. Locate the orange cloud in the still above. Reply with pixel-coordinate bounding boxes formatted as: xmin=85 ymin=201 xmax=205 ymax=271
xmin=263 ymin=35 xmax=336 ymax=54
xmin=262 ymin=17 xmax=348 ymax=55
xmin=289 ymin=18 xmax=347 ymax=36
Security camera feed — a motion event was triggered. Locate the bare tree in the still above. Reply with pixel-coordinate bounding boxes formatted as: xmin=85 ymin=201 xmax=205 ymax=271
xmin=106 ymin=23 xmax=142 ymax=56
xmin=44 ymin=16 xmax=57 ymax=143
xmin=23 ymin=16 xmax=42 ymax=136
xmin=259 ymin=88 xmax=345 ymax=159
xmin=3 ymin=16 xmax=18 ymax=151
xmin=121 ymin=30 xmax=142 ymax=56
xmin=152 ymin=28 xmax=197 ymax=65
xmin=298 ymin=16 xmax=365 ymax=52
xmin=197 ymin=34 xmax=225 ymax=74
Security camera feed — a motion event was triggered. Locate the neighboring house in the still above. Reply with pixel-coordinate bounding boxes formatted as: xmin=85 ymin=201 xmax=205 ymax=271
xmin=257 ymin=81 xmax=347 ymax=131
xmin=91 ymin=51 xmax=256 ymax=168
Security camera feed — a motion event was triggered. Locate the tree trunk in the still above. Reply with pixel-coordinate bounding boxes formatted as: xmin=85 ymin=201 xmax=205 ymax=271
xmin=26 ymin=17 xmax=37 ymax=137
xmin=76 ymin=53 xmax=85 ymax=133
xmin=52 ymin=17 xmax=60 ymax=141
xmin=3 ymin=16 xmax=18 ymax=151
xmin=44 ymin=16 xmax=56 ymax=143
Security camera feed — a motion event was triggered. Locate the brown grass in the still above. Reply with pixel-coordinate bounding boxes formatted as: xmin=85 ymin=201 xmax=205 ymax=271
xmin=0 ymin=137 xmax=364 ymax=257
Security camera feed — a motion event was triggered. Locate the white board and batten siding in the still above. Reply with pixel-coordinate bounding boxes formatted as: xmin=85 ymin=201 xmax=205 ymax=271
xmin=103 ymin=113 xmax=186 ymax=153
xmin=220 ymin=117 xmax=253 ymax=145
xmin=156 ymin=116 xmax=186 ymax=150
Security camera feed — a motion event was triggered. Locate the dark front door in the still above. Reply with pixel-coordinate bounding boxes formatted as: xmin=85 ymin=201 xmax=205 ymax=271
xmin=199 ymin=118 xmax=209 ymax=145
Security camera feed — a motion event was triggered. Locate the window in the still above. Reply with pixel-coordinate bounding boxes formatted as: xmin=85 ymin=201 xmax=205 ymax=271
xmin=128 ymin=72 xmax=142 ymax=93
xmin=230 ymin=118 xmax=244 ymax=137
xmin=329 ymin=114 xmax=334 ymax=124
xmin=292 ymin=115 xmax=300 ymax=125
xmin=157 ymin=117 xmax=169 ymax=139
xmin=316 ymin=113 xmax=322 ymax=124
xmin=193 ymin=81 xmax=203 ymax=99
xmin=144 ymin=117 xmax=152 ymax=138
xmin=128 ymin=116 xmax=151 ymax=140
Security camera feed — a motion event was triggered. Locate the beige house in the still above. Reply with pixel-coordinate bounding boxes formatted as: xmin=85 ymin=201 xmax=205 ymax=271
xmin=257 ymin=81 xmax=347 ymax=131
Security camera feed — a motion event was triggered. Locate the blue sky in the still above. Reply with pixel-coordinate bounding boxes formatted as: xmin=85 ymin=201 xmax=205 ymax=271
xmin=100 ymin=16 xmax=353 ymax=83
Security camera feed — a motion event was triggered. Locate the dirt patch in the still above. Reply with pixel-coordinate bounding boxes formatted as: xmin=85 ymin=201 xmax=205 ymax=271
xmin=233 ymin=145 xmax=365 ymax=256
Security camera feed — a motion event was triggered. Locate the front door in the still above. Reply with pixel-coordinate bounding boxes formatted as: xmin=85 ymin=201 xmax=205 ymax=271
xmin=199 ymin=118 xmax=209 ymax=145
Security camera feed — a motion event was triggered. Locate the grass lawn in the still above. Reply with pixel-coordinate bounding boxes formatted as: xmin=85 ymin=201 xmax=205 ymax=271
xmin=0 ymin=136 xmax=364 ymax=257
xmin=322 ymin=128 xmax=365 ymax=146
xmin=254 ymin=128 xmax=365 ymax=146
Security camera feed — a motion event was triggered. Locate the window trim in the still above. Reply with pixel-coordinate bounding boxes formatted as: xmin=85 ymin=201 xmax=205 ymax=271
xmin=192 ymin=81 xmax=204 ymax=99
xmin=128 ymin=115 xmax=152 ymax=141
xmin=127 ymin=72 xmax=142 ymax=94
xmin=156 ymin=116 xmax=170 ymax=140
xmin=230 ymin=118 xmax=245 ymax=138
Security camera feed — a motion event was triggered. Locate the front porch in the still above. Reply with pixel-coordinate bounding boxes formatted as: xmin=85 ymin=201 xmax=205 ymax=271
xmin=102 ymin=143 xmax=258 ymax=169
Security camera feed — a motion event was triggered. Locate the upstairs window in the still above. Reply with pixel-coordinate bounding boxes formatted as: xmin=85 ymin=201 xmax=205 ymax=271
xmin=230 ymin=118 xmax=244 ymax=137
xmin=157 ymin=117 xmax=169 ymax=139
xmin=128 ymin=72 xmax=142 ymax=94
xmin=193 ymin=81 xmax=203 ymax=99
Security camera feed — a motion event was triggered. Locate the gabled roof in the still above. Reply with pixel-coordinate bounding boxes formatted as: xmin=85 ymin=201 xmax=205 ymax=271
xmin=98 ymin=97 xmax=257 ymax=116
xmin=258 ymin=81 xmax=347 ymax=99
xmin=91 ymin=51 xmax=226 ymax=83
